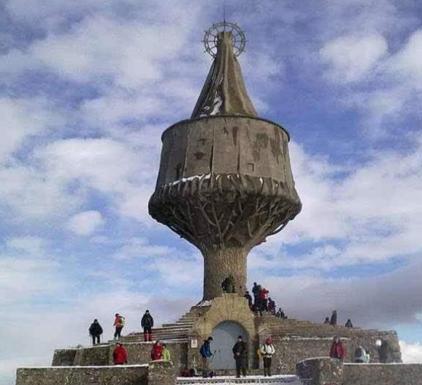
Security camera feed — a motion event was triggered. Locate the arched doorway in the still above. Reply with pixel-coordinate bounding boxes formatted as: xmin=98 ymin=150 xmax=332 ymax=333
xmin=211 ymin=321 xmax=248 ymax=370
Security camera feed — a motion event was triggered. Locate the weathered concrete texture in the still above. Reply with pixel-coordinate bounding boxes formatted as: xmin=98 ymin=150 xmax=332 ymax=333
xmin=16 ymin=365 xmax=148 ymax=385
xmin=296 ymin=357 xmax=344 ymax=385
xmin=155 ymin=116 xmax=293 ymax=187
xmin=203 ymin=248 xmax=247 ymax=302
xmin=148 ymin=360 xmax=177 ymax=385
xmin=269 ymin=337 xmax=344 ymax=374
xmin=258 ymin=314 xmax=401 ymax=365
xmin=74 ymin=345 xmax=109 ymax=366
xmin=297 ymin=358 xmax=422 ymax=385
xmin=51 ymin=341 xmax=188 ymax=369
xmin=344 ymin=363 xmax=422 ymax=385
xmin=51 ymin=349 xmax=77 ymax=366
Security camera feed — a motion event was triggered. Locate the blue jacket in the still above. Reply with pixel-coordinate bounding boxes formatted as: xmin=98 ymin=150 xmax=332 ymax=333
xmin=200 ymin=340 xmax=212 ymax=358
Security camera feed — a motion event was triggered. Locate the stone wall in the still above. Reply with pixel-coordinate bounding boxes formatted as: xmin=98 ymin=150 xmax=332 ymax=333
xmin=296 ymin=357 xmax=344 ymax=385
xmin=148 ymin=360 xmax=178 ymax=385
xmin=271 ymin=337 xmax=346 ymax=374
xmin=344 ymin=363 xmax=422 ymax=385
xmin=296 ymin=358 xmax=422 ymax=385
xmin=16 ymin=365 xmax=148 ymax=385
xmin=124 ymin=341 xmax=188 ymax=370
xmin=52 ymin=341 xmax=188 ymax=370
xmin=74 ymin=345 xmax=109 ymax=366
xmin=51 ymin=349 xmax=77 ymax=366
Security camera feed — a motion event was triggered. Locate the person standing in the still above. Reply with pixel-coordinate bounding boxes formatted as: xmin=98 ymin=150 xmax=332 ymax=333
xmin=260 ymin=337 xmax=275 ymax=377
xmin=151 ymin=340 xmax=163 ymax=360
xmin=89 ymin=319 xmax=103 ymax=345
xmin=323 ymin=316 xmax=330 ymax=324
xmin=259 ymin=287 xmax=269 ymax=312
xmin=345 ymin=319 xmax=353 ymax=328
xmin=141 ymin=310 xmax=154 ymax=342
xmin=329 ymin=336 xmax=346 ymax=360
xmin=252 ymin=282 xmax=261 ymax=309
xmin=268 ymin=298 xmax=276 ymax=314
xmin=354 ymin=345 xmax=370 ymax=363
xmin=113 ymin=313 xmax=125 ymax=340
xmin=113 ymin=342 xmax=128 ymax=365
xmin=162 ymin=343 xmax=172 ymax=362
xmin=199 ymin=337 xmax=213 ymax=378
xmin=276 ymin=308 xmax=285 ymax=319
xmin=232 ymin=335 xmax=248 ymax=378
xmin=330 ymin=310 xmax=337 ymax=326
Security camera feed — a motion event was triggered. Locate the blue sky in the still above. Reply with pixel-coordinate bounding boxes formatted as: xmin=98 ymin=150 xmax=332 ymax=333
xmin=1 ymin=0 xmax=422 ymax=383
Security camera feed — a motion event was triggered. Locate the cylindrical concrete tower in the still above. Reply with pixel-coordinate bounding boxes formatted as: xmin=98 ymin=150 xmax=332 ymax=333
xmin=149 ymin=23 xmax=301 ymax=300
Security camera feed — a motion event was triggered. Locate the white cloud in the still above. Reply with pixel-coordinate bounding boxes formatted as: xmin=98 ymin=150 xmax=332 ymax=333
xmin=6 ymin=236 xmax=46 ymax=255
xmin=320 ymin=34 xmax=387 ymax=83
xmin=0 ymin=164 xmax=81 ymax=221
xmin=66 ymin=210 xmax=104 ymax=236
xmin=390 ymin=29 xmax=422 ymax=86
xmin=36 ymin=137 xmax=156 ymax=222
xmin=400 ymin=341 xmax=422 ymax=363
xmin=0 ymin=97 xmax=64 ymax=163
xmin=112 ymin=237 xmax=172 ymax=260
xmin=251 ymin=133 xmax=422 ymax=269
xmin=0 ymin=237 xmax=62 ymax=305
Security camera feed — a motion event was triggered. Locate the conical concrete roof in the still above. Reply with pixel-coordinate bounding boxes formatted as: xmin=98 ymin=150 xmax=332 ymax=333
xmin=191 ymin=31 xmax=257 ymax=118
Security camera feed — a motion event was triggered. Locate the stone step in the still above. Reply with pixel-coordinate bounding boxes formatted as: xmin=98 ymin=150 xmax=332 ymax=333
xmin=161 ymin=322 xmax=194 ymax=328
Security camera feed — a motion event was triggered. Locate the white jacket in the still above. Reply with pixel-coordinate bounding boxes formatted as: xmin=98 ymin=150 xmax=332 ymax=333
xmin=260 ymin=343 xmax=275 ymax=357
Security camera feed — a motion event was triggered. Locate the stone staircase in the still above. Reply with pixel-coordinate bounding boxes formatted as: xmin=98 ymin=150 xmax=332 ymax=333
xmin=122 ymin=310 xmax=200 ymax=342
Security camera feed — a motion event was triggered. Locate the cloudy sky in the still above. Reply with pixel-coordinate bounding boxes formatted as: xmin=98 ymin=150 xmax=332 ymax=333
xmin=1 ymin=0 xmax=422 ymax=383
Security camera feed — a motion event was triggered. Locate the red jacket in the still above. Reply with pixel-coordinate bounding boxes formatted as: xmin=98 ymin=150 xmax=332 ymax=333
xmin=151 ymin=343 xmax=163 ymax=360
xmin=113 ymin=345 xmax=128 ymax=364
xmin=330 ymin=341 xmax=346 ymax=359
xmin=259 ymin=289 xmax=269 ymax=300
xmin=114 ymin=316 xmax=123 ymax=328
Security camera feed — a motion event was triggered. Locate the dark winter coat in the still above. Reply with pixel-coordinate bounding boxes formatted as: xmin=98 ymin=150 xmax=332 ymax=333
xmin=141 ymin=313 xmax=154 ymax=328
xmin=89 ymin=321 xmax=103 ymax=336
xmin=200 ymin=340 xmax=212 ymax=358
xmin=252 ymin=284 xmax=260 ymax=297
xmin=232 ymin=341 xmax=248 ymax=359
xmin=330 ymin=311 xmax=337 ymax=326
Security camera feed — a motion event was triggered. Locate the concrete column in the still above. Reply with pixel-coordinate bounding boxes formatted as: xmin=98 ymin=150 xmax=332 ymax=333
xmin=202 ymin=247 xmax=247 ymax=300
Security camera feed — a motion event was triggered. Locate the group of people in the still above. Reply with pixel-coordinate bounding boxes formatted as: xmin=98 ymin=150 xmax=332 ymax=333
xmin=111 ymin=340 xmax=172 ymax=365
xmin=88 ymin=310 xmax=155 ymax=345
xmin=323 ymin=310 xmax=354 ymax=328
xmin=199 ymin=335 xmax=276 ymax=378
xmin=329 ymin=336 xmax=370 ymax=363
xmin=245 ymin=282 xmax=278 ymax=316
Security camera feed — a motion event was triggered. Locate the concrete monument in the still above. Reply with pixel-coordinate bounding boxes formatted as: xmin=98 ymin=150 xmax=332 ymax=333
xmin=149 ymin=22 xmax=301 ymax=300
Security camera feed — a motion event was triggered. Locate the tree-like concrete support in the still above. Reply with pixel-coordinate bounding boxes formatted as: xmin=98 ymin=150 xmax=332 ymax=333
xmin=203 ymin=247 xmax=247 ymax=300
